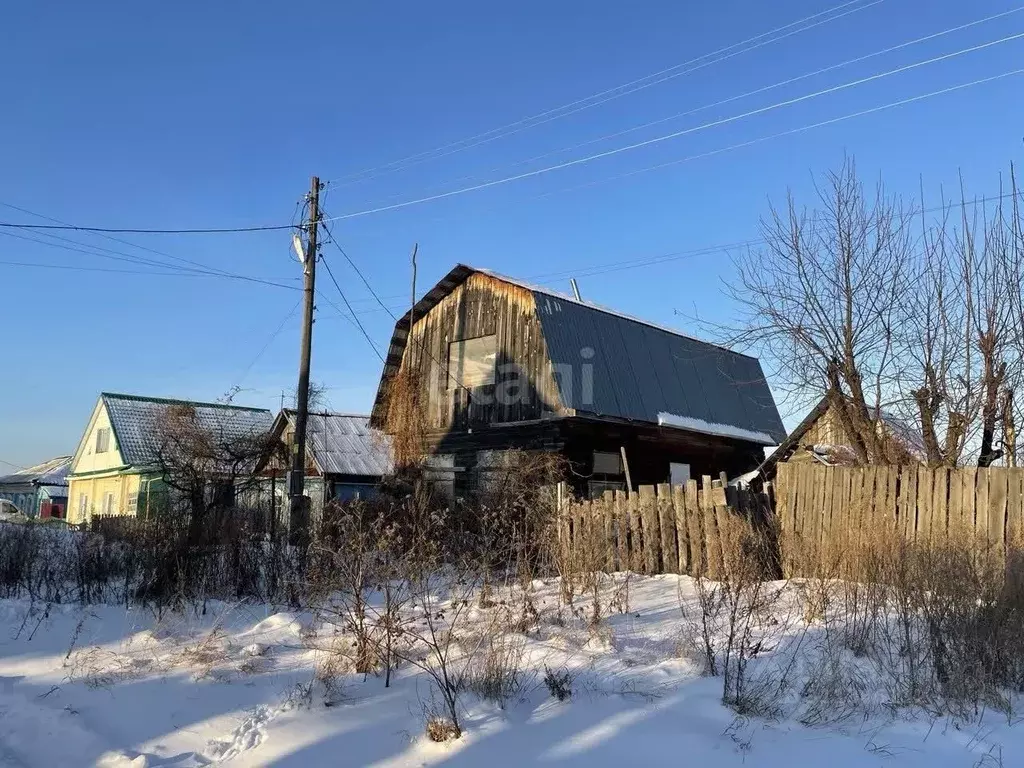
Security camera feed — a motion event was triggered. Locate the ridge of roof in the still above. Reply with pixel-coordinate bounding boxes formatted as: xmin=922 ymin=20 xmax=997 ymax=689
xmin=472 ymin=266 xmax=757 ymax=361
xmin=101 ymin=392 xmax=271 ymax=413
xmin=280 ymin=409 xmax=373 ymax=419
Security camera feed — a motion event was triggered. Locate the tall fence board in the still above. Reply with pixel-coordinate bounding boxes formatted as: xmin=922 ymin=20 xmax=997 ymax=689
xmin=775 ymin=463 xmax=1024 ymax=577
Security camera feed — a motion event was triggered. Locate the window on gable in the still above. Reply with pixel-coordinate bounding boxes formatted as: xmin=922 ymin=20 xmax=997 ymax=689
xmin=95 ymin=427 xmax=110 ymax=454
xmin=447 ymin=335 xmax=496 ymax=389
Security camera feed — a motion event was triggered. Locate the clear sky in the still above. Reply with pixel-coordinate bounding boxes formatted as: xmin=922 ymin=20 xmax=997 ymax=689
xmin=2 ymin=0 xmax=1023 ymax=468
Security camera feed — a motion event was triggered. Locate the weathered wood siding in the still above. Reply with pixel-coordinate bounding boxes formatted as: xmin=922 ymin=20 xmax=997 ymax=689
xmin=399 ymin=273 xmax=564 ymax=432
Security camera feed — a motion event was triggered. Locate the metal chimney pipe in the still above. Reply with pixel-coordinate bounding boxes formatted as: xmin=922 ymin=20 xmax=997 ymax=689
xmin=569 ymin=278 xmax=582 ymax=301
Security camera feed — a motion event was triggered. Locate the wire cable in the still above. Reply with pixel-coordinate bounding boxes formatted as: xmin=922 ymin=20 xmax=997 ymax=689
xmin=325 ymin=31 xmax=1024 ymax=222
xmin=319 ymin=255 xmax=387 ymax=362
xmin=364 ymin=5 xmax=1024 ymax=207
xmin=330 ymin=0 xmax=882 ymax=185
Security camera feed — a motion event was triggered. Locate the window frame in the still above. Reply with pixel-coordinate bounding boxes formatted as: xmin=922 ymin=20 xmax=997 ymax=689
xmin=95 ymin=427 xmax=110 ymax=454
xmin=102 ymin=492 xmax=114 ymax=515
xmin=592 ymin=450 xmax=623 ymax=476
xmin=78 ymin=493 xmax=88 ymax=517
xmin=447 ymin=334 xmax=497 ymax=390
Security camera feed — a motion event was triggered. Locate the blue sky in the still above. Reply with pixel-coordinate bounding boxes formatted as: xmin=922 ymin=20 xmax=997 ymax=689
xmin=2 ymin=0 xmax=1024 ymax=468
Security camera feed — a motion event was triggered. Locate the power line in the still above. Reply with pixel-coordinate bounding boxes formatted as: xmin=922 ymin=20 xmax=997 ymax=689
xmin=320 ymin=218 xmax=397 ymax=319
xmin=369 ymin=5 xmax=1024 ymax=207
xmin=0 ymin=228 xmax=300 ymax=289
xmin=0 ymin=458 xmax=26 ymax=470
xmin=329 ymin=0 xmax=882 ymax=186
xmin=0 ymin=200 xmax=288 ymax=281
xmin=534 ymin=67 xmax=1024 ymax=202
xmin=318 ymin=253 xmax=386 ymax=362
xmin=325 ymin=32 xmax=1024 ymax=223
xmin=232 ymin=298 xmax=303 ymax=388
xmin=0 ymin=220 xmax=296 ymax=235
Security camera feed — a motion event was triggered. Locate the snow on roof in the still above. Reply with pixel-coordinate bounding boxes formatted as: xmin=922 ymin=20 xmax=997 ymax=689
xmin=0 ymin=456 xmax=72 ymax=487
xmin=101 ymin=393 xmax=274 ymax=468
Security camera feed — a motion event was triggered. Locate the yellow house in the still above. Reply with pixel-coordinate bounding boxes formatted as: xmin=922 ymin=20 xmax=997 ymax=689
xmin=67 ymin=393 xmax=274 ymax=524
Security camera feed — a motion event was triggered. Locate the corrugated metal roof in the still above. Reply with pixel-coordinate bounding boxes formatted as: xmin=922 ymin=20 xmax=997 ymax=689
xmin=371 ymin=264 xmax=785 ymax=445
xmin=102 ymin=393 xmax=274 ymax=468
xmin=0 ymin=456 xmax=72 ymax=487
xmin=283 ymin=410 xmax=392 ymax=476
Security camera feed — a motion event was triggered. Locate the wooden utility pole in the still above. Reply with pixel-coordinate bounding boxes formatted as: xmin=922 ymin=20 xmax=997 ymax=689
xmin=288 ymin=175 xmax=320 ymax=543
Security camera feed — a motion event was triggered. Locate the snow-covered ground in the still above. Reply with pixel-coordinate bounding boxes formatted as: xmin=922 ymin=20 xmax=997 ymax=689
xmin=0 ymin=576 xmax=1020 ymax=767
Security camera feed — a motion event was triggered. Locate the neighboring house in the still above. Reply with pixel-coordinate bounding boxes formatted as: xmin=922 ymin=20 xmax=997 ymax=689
xmin=0 ymin=456 xmax=72 ymax=518
xmin=67 ymin=393 xmax=274 ymax=524
xmin=757 ymin=395 xmax=926 ymax=479
xmin=370 ymin=264 xmax=785 ymax=498
xmin=264 ymin=410 xmax=392 ymax=511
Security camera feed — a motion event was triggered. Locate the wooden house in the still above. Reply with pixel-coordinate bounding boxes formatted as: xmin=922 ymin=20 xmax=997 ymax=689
xmin=370 ymin=265 xmax=785 ymax=498
xmin=758 ymin=394 xmax=925 ymax=477
xmin=66 ymin=393 xmax=274 ymax=524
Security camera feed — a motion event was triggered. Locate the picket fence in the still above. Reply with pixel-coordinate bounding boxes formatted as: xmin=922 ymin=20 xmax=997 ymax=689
xmin=557 ymin=475 xmax=770 ymax=578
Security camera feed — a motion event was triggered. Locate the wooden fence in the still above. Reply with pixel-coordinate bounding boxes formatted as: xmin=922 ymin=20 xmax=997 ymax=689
xmin=775 ymin=463 xmax=1024 ymax=576
xmin=558 ymin=474 xmax=770 ymax=578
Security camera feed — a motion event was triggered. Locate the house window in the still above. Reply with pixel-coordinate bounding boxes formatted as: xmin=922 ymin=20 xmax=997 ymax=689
xmin=592 ymin=451 xmax=622 ymax=475
xmin=126 ymin=492 xmax=138 ymax=514
xmin=448 ymin=335 xmax=496 ymax=389
xmin=78 ymin=493 xmax=88 ymax=518
xmin=95 ymin=428 xmax=110 ymax=453
xmin=670 ymin=462 xmax=691 ymax=486
xmin=102 ymin=492 xmax=114 ymax=515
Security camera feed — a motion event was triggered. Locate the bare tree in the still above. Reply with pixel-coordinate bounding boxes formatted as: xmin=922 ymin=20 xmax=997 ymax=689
xmin=727 ymin=158 xmax=914 ymax=464
xmin=728 ymin=159 xmax=1024 ymax=467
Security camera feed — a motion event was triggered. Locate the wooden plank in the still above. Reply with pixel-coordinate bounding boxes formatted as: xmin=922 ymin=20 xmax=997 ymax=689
xmin=917 ymin=466 xmax=933 ymax=542
xmin=1007 ymin=469 xmax=1024 ymax=548
xmin=820 ymin=465 xmax=835 ymax=558
xmin=639 ymin=485 xmax=660 ymax=575
xmin=932 ymin=466 xmax=949 ymax=538
xmin=672 ymin=484 xmax=689 ymax=573
xmin=963 ymin=467 xmax=978 ymax=532
xmin=613 ymin=490 xmax=628 ymax=571
xmin=602 ymin=490 xmax=616 ymax=571
xmin=849 ymin=466 xmax=865 ymax=554
xmin=701 ymin=475 xmax=723 ymax=579
xmin=626 ymin=491 xmax=642 ymax=572
xmin=988 ymin=469 xmax=1008 ymax=551
xmin=657 ymin=483 xmax=678 ymax=574
xmin=882 ymin=465 xmax=898 ymax=529
xmin=684 ymin=479 xmax=704 ymax=575
xmin=948 ymin=467 xmax=963 ymax=534
xmin=976 ymin=468 xmax=990 ymax=546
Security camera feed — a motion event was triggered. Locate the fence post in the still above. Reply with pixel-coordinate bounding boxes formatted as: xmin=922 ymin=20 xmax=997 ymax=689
xmin=639 ymin=485 xmax=660 ymax=575
xmin=701 ymin=475 xmax=723 ymax=579
xmin=601 ymin=490 xmax=616 ymax=572
xmin=672 ymin=483 xmax=689 ymax=574
xmin=613 ymin=490 xmax=629 ymax=571
xmin=685 ymin=479 xmax=703 ymax=575
xmin=657 ymin=483 xmax=678 ymax=574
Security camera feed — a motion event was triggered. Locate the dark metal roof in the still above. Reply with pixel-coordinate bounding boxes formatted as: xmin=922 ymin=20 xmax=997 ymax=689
xmin=371 ymin=264 xmax=785 ymax=444
xmin=0 ymin=456 xmax=72 ymax=487
xmin=532 ymin=291 xmax=785 ymax=444
xmin=279 ymin=410 xmax=392 ymax=477
xmin=101 ymin=393 xmax=274 ymax=468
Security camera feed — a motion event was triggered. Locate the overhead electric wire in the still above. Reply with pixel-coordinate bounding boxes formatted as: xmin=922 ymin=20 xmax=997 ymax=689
xmin=325 ymin=31 xmax=1024 ymax=223
xmin=232 ymin=298 xmax=303 ymax=387
xmin=0 ymin=201 xmax=274 ymax=279
xmin=330 ymin=0 xmax=883 ymax=185
xmin=536 ymin=67 xmax=1024 ymax=201
xmin=0 ymin=220 xmax=297 ymax=235
xmin=319 ymin=254 xmax=387 ymax=362
xmin=374 ymin=5 xmax=1024 ymax=205
xmin=0 ymin=229 xmax=300 ymax=289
